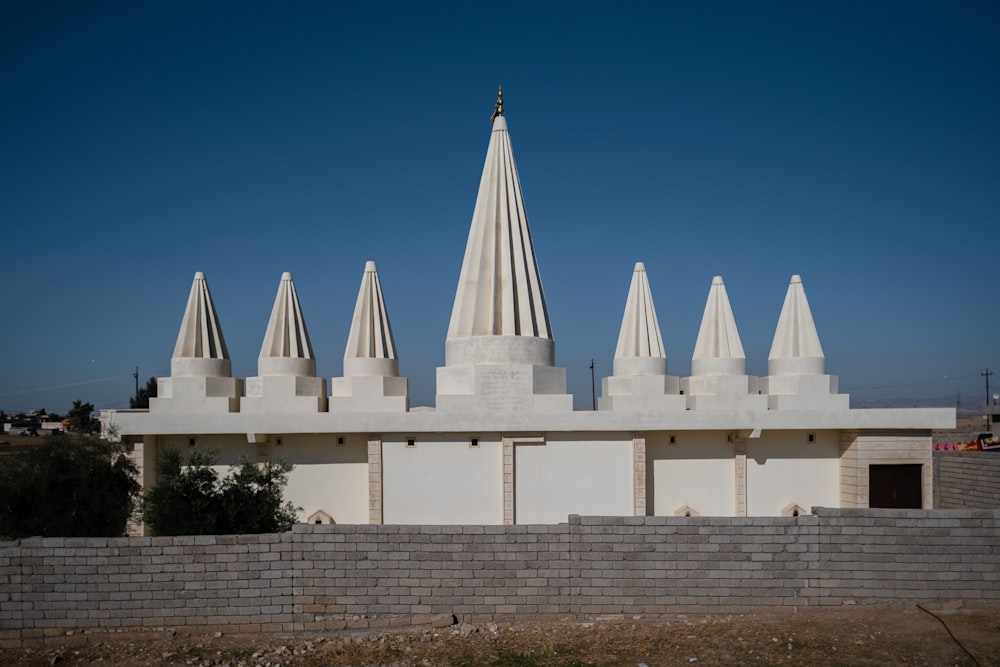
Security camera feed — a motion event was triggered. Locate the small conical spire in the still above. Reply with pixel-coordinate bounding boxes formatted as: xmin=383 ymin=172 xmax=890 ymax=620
xmin=490 ymin=85 xmax=504 ymax=121
xmin=691 ymin=276 xmax=747 ymax=376
xmin=258 ymin=272 xmax=316 ymax=376
xmin=615 ymin=262 xmax=665 ymax=359
xmin=172 ymin=271 xmax=230 ymax=363
xmin=612 ymin=262 xmax=668 ymax=377
xmin=768 ymin=274 xmax=825 ymax=375
xmin=344 ymin=261 xmax=400 ymax=377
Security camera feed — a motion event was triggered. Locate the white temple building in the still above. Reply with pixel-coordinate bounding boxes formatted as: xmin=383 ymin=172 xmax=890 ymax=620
xmin=107 ymin=89 xmax=953 ymax=528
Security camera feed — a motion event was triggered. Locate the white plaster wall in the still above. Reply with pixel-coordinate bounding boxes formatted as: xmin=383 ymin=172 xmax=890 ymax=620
xmin=514 ymin=434 xmax=632 ymax=524
xmin=746 ymin=431 xmax=839 ymax=515
xmin=646 ymin=432 xmax=735 ymax=517
xmin=382 ymin=434 xmax=503 ymax=524
xmin=276 ymin=435 xmax=368 ymax=525
xmin=145 ymin=434 xmax=368 ymax=525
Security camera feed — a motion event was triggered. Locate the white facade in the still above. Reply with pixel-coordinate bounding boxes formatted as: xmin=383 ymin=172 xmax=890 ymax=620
xmin=107 ymin=90 xmax=953 ymax=529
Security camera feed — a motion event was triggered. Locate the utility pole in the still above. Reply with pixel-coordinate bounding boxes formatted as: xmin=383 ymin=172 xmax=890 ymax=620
xmin=590 ymin=359 xmax=596 ymax=411
xmin=983 ymin=368 xmax=993 ymax=431
xmin=134 ymin=366 xmax=139 ymax=406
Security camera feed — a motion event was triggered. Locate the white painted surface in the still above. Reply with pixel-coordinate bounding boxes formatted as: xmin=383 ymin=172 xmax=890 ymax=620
xmin=278 ymin=436 xmax=369 ymax=525
xmin=746 ymin=431 xmax=839 ymax=515
xmin=514 ymin=434 xmax=632 ymax=523
xmin=382 ymin=435 xmax=503 ymax=524
xmin=647 ymin=432 xmax=736 ymax=517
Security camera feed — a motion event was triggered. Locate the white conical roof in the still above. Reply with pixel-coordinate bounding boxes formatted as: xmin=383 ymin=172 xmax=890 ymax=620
xmin=691 ymin=276 xmax=747 ymax=376
xmin=343 ymin=261 xmax=400 ymax=377
xmin=615 ymin=262 xmax=665 ymax=358
xmin=173 ymin=272 xmax=229 ymax=360
xmin=171 ymin=272 xmax=231 ymax=377
xmin=612 ymin=262 xmax=667 ymax=377
xmin=768 ymin=274 xmax=825 ymax=375
xmin=258 ymin=272 xmax=316 ymax=376
xmin=447 ymin=103 xmax=552 ymax=341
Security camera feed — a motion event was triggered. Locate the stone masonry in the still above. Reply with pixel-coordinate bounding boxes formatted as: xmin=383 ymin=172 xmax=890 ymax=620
xmin=934 ymin=451 xmax=1000 ymax=509
xmin=1 ymin=510 xmax=998 ymax=646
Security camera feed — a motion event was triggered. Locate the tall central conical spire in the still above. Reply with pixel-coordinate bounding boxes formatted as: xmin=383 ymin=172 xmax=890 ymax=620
xmin=447 ymin=87 xmax=552 ymax=342
xmin=436 ymin=91 xmax=571 ymax=412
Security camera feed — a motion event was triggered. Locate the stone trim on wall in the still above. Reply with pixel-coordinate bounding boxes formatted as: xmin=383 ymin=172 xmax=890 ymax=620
xmin=735 ymin=438 xmax=747 ymax=516
xmin=367 ymin=434 xmax=382 ymax=524
xmin=502 ymin=435 xmax=545 ymax=525
xmin=632 ymin=433 xmax=645 ymax=516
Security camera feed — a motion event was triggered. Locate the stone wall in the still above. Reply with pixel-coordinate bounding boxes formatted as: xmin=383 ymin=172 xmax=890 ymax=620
xmin=2 ymin=510 xmax=998 ymax=645
xmin=935 ymin=451 xmax=1000 ymax=509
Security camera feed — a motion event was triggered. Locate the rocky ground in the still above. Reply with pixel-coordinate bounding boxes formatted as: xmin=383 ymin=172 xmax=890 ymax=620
xmin=4 ymin=605 xmax=1000 ymax=666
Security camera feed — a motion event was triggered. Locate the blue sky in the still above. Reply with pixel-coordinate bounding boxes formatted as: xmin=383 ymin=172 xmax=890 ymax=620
xmin=1 ymin=1 xmax=997 ymax=414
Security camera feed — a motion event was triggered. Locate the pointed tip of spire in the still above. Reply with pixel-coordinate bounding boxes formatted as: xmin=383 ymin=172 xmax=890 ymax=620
xmin=712 ymin=275 xmax=724 ymax=285
xmin=634 ymin=261 xmax=646 ymax=272
xmin=281 ymin=271 xmax=293 ymax=280
xmin=490 ymin=84 xmax=504 ymax=121
xmin=790 ymin=274 xmax=802 ymax=283
xmin=194 ymin=271 xmax=205 ymax=280
xmin=364 ymin=260 xmax=377 ymax=272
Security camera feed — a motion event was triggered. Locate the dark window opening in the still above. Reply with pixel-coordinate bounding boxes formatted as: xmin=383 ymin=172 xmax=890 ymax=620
xmin=869 ymin=464 xmax=922 ymax=509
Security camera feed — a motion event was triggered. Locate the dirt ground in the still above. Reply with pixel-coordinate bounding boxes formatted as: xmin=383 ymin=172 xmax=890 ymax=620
xmin=5 ymin=605 xmax=1000 ymax=667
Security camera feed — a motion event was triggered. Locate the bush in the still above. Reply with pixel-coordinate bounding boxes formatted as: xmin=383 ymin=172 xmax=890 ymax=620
xmin=0 ymin=435 xmax=139 ymax=538
xmin=141 ymin=448 xmax=299 ymax=536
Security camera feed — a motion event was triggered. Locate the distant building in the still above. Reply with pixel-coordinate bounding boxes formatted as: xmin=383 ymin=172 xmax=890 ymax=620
xmin=105 ymin=90 xmax=952 ymax=530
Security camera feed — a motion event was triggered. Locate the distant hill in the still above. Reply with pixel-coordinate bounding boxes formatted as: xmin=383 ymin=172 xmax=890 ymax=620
xmin=851 ymin=396 xmax=984 ymax=416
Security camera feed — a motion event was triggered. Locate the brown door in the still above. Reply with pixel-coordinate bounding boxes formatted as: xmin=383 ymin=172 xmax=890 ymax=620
xmin=869 ymin=464 xmax=922 ymax=508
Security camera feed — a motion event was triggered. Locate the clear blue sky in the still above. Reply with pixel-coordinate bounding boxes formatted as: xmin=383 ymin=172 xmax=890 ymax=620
xmin=1 ymin=1 xmax=997 ymax=414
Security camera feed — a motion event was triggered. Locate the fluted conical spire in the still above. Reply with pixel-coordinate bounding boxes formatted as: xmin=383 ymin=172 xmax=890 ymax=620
xmin=768 ymin=274 xmax=825 ymax=375
xmin=170 ymin=271 xmax=232 ymax=378
xmin=447 ymin=109 xmax=551 ymax=341
xmin=615 ymin=262 xmax=665 ymax=359
xmin=613 ymin=262 xmax=667 ymax=377
xmin=691 ymin=276 xmax=746 ymax=376
xmin=258 ymin=272 xmax=316 ymax=376
xmin=344 ymin=261 xmax=399 ymax=377
xmin=173 ymin=272 xmax=229 ymax=361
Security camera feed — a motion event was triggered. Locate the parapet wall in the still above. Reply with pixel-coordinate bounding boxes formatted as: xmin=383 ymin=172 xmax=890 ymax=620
xmin=2 ymin=509 xmax=998 ymax=645
xmin=934 ymin=451 xmax=1000 ymax=509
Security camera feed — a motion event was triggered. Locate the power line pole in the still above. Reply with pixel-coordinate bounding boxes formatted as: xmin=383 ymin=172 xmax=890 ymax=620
xmin=983 ymin=368 xmax=993 ymax=408
xmin=590 ymin=359 xmax=596 ymax=411
xmin=983 ymin=368 xmax=993 ymax=430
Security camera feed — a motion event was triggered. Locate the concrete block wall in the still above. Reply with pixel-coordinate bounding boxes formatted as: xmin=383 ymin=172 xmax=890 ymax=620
xmin=934 ymin=451 xmax=1000 ymax=509
xmin=2 ymin=510 xmax=999 ymax=645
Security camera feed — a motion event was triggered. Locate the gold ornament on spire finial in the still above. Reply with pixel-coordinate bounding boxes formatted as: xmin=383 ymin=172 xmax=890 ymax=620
xmin=490 ymin=85 xmax=504 ymax=121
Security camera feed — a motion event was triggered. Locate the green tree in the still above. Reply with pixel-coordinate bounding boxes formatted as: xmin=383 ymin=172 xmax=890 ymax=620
xmin=0 ymin=435 xmax=139 ymax=538
xmin=68 ymin=399 xmax=97 ymax=433
xmin=129 ymin=377 xmax=158 ymax=409
xmin=142 ymin=449 xmax=299 ymax=536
